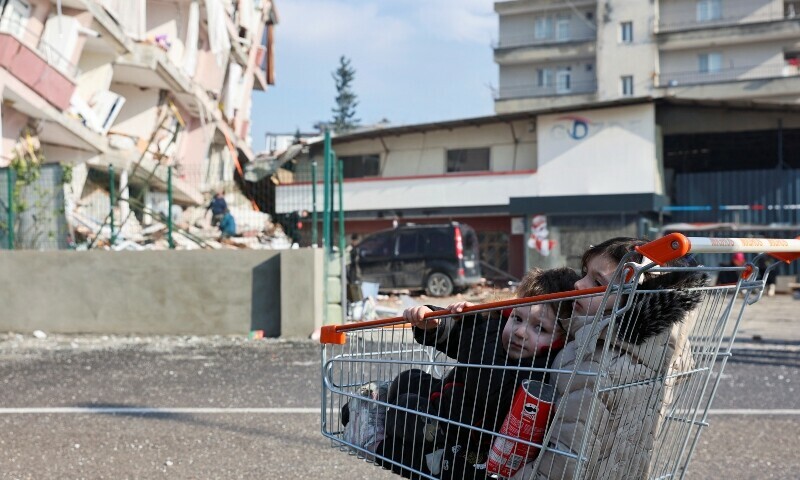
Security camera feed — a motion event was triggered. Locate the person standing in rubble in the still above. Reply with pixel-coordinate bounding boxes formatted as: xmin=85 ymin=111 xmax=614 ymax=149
xmin=207 ymin=190 xmax=228 ymax=228
xmin=277 ymin=209 xmax=308 ymax=247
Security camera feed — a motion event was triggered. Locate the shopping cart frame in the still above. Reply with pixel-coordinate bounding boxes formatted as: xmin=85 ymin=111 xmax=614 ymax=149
xmin=320 ymin=233 xmax=800 ymax=480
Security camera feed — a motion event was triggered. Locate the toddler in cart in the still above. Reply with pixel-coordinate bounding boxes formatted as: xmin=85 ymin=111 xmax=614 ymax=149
xmin=377 ymin=267 xmax=580 ymax=480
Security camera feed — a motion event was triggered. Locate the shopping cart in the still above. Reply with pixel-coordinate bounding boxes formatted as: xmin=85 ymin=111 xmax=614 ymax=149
xmin=320 ymin=234 xmax=800 ymax=480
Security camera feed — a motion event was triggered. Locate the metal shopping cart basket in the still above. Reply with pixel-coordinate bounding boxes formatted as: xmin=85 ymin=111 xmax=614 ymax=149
xmin=319 ymin=234 xmax=800 ymax=480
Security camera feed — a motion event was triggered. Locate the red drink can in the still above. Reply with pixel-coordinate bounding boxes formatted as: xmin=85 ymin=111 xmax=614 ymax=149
xmin=486 ymin=380 xmax=556 ymax=477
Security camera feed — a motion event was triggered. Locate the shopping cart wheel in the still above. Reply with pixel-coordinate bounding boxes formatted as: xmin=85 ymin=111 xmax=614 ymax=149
xmin=425 ymin=272 xmax=454 ymax=297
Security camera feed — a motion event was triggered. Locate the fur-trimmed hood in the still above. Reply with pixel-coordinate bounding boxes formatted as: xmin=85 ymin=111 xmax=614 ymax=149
xmin=616 ymin=269 xmax=707 ymax=345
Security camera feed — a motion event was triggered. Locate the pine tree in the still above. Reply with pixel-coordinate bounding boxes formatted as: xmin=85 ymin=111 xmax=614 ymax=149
xmin=330 ymin=56 xmax=359 ymax=134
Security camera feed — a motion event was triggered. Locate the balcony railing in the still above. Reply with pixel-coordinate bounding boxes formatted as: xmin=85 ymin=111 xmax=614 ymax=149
xmin=657 ymin=63 xmax=800 ymax=87
xmin=0 ymin=18 xmax=80 ymax=78
xmin=495 ymin=79 xmax=597 ymax=100
xmin=657 ymin=4 xmax=794 ymax=32
xmin=493 ymin=31 xmax=596 ymax=50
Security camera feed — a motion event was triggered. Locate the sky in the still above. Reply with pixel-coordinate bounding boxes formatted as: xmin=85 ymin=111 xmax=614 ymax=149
xmin=250 ymin=0 xmax=499 ymax=151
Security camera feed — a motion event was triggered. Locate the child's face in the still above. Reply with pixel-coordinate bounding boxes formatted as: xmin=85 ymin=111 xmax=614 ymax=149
xmin=501 ymin=304 xmax=562 ymax=360
xmin=573 ymin=253 xmax=618 ymax=316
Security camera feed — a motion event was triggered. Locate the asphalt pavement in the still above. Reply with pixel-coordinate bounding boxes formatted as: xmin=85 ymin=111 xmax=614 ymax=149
xmin=0 ymin=293 xmax=798 ymax=479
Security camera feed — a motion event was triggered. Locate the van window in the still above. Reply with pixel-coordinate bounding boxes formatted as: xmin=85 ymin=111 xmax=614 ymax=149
xmin=397 ymin=232 xmax=419 ymax=256
xmin=426 ymin=229 xmax=452 ymax=255
xmin=462 ymin=227 xmax=479 ymax=255
xmin=358 ymin=232 xmax=394 ymax=257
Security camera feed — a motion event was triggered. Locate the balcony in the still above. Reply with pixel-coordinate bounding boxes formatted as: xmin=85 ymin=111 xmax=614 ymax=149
xmin=657 ymin=3 xmax=792 ymax=33
xmin=496 ymin=79 xmax=597 ymax=101
xmin=494 ymin=31 xmax=596 ymax=50
xmin=0 ymin=31 xmax=77 ymax=111
xmin=657 ymin=18 xmax=800 ymax=51
xmin=657 ymin=63 xmax=799 ymax=88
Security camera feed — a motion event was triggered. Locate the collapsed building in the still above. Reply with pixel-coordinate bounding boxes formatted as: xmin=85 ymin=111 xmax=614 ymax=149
xmin=0 ymin=0 xmax=279 ymax=250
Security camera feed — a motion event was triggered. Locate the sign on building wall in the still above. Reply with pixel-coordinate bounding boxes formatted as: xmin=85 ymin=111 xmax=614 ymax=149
xmin=536 ymin=103 xmax=661 ymax=197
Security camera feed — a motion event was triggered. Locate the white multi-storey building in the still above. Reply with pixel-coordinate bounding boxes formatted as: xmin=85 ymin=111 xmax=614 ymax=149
xmin=495 ymin=0 xmax=800 ymax=113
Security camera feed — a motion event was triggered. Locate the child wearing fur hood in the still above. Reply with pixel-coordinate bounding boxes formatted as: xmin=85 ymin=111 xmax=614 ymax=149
xmin=513 ymin=237 xmax=706 ymax=480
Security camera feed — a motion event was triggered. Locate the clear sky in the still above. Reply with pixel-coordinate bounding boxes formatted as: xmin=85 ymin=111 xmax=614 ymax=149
xmin=250 ymin=0 xmax=498 ymax=151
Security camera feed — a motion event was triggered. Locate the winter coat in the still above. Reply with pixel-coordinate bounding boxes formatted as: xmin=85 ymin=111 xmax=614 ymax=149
xmin=513 ymin=270 xmax=705 ymax=480
xmin=413 ymin=309 xmax=551 ymax=450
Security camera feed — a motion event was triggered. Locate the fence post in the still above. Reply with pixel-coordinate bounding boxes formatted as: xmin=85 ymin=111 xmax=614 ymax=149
xmin=167 ymin=165 xmax=175 ymax=249
xmin=7 ymin=167 xmax=14 ymax=250
xmin=109 ymin=164 xmax=115 ymax=245
xmin=337 ymin=156 xmax=346 ymax=323
xmin=322 ymin=130 xmax=332 ymax=252
xmin=311 ymin=160 xmax=318 ymax=247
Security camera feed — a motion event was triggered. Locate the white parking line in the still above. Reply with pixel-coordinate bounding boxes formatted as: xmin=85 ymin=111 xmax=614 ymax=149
xmin=707 ymin=409 xmax=800 ymax=416
xmin=0 ymin=407 xmax=797 ymax=415
xmin=0 ymin=407 xmax=319 ymax=414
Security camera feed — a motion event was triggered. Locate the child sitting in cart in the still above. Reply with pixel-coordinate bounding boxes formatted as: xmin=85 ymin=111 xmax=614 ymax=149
xmin=380 ymin=267 xmax=580 ymax=480
xmin=511 ymin=237 xmax=706 ymax=480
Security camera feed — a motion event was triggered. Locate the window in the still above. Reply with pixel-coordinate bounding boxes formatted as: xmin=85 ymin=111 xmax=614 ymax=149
xmin=699 ymin=52 xmax=722 ymax=73
xmin=555 ymin=16 xmax=570 ymax=41
xmin=586 ymin=63 xmax=594 ymax=72
xmin=697 ymin=0 xmax=722 ymax=22
xmin=341 ymin=154 xmax=381 ymax=179
xmin=358 ymin=233 xmax=394 ymax=258
xmin=556 ymin=67 xmax=572 ymax=94
xmin=396 ymin=232 xmax=419 ymax=256
xmin=585 ymin=11 xmax=594 ymax=21
xmin=621 ymin=75 xmax=634 ymax=96
xmin=534 ymin=16 xmax=553 ymax=39
xmin=537 ymin=68 xmax=554 ymax=87
xmin=446 ymin=148 xmax=490 ymax=173
xmin=620 ymin=21 xmax=633 ymax=43
xmin=426 ymin=229 xmax=453 ymax=255
xmin=0 ymin=0 xmax=30 ymax=37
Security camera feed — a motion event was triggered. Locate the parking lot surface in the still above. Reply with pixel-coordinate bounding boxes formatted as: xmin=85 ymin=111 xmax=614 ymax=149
xmin=1 ymin=294 xmax=798 ymax=479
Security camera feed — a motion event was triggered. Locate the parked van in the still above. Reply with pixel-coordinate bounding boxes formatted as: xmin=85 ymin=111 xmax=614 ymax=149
xmin=348 ymin=222 xmax=482 ymax=297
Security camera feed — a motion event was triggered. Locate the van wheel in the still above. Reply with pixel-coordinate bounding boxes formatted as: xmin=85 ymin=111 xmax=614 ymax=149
xmin=425 ymin=272 xmax=454 ymax=297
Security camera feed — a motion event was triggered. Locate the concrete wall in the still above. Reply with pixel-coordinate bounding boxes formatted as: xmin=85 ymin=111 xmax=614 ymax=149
xmin=536 ymin=103 xmax=661 ymax=195
xmin=596 ymin=0 xmax=657 ymax=100
xmin=0 ymin=249 xmax=324 ymax=337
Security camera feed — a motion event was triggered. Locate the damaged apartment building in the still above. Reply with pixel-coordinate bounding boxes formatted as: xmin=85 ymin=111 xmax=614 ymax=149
xmin=0 ymin=0 xmax=277 ymax=249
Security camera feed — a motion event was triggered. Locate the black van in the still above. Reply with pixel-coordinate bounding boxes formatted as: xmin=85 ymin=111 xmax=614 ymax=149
xmin=349 ymin=222 xmax=482 ymax=297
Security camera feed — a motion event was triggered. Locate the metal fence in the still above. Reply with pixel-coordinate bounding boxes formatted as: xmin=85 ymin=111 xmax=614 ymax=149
xmin=0 ymin=165 xmax=68 ymax=250
xmin=0 ymin=142 xmax=328 ymax=251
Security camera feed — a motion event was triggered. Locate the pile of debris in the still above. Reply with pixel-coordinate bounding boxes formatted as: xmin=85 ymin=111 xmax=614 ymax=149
xmin=68 ymin=192 xmax=298 ymax=251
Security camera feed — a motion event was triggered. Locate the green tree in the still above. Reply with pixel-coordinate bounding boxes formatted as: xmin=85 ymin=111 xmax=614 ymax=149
xmin=330 ymin=56 xmax=359 ymax=134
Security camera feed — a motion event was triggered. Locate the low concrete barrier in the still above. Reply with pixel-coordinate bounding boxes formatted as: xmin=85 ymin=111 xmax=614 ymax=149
xmin=0 ymin=249 xmax=324 ymax=337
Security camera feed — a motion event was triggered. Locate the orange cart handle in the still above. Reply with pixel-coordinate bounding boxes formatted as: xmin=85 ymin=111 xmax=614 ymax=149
xmin=319 ymin=286 xmax=606 ymax=345
xmin=638 ymin=233 xmax=800 ymax=265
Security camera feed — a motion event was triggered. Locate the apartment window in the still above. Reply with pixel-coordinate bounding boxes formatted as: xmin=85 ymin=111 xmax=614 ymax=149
xmin=697 ymin=0 xmax=722 ymax=22
xmin=341 ymin=154 xmax=381 ymax=178
xmin=534 ymin=16 xmax=553 ymax=39
xmin=620 ymin=21 xmax=633 ymax=43
xmin=585 ymin=11 xmax=594 ymax=21
xmin=699 ymin=52 xmax=722 ymax=73
xmin=586 ymin=63 xmax=594 ymax=72
xmin=556 ymin=67 xmax=572 ymax=94
xmin=555 ymin=16 xmax=570 ymax=41
xmin=537 ymin=68 xmax=554 ymax=87
xmin=621 ymin=75 xmax=634 ymax=96
xmin=0 ymin=0 xmax=31 ymax=37
xmin=446 ymin=148 xmax=490 ymax=173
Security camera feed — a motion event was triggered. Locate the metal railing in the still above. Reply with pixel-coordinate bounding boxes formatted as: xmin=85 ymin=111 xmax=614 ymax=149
xmin=495 ymin=79 xmax=597 ymax=100
xmin=657 ymin=3 xmax=795 ymax=32
xmin=493 ymin=31 xmax=596 ymax=50
xmin=657 ymin=63 xmax=799 ymax=87
xmin=0 ymin=17 xmax=81 ymax=78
